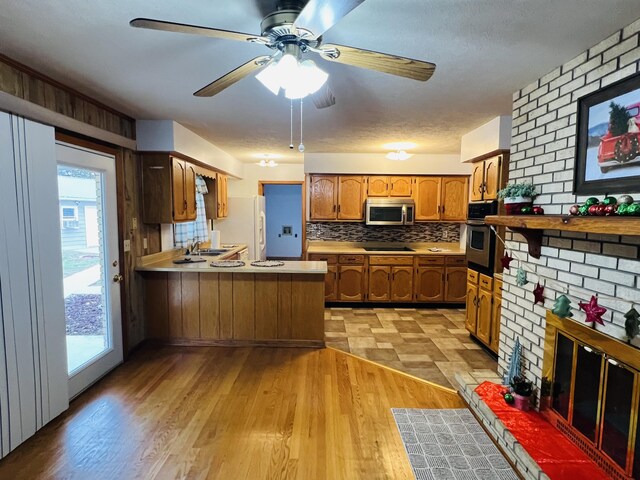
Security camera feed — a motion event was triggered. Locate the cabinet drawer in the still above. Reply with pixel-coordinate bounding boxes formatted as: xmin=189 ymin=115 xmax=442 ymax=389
xmin=445 ymin=256 xmax=467 ymax=265
xmin=417 ymin=256 xmax=445 ymax=266
xmin=308 ymin=253 xmax=337 ymax=264
xmin=467 ymin=269 xmax=479 ymax=284
xmin=479 ymin=274 xmax=493 ymax=291
xmin=369 ymin=255 xmax=414 ymax=266
xmin=338 ymin=254 xmax=365 ymax=265
xmin=493 ymin=278 xmax=503 ymax=296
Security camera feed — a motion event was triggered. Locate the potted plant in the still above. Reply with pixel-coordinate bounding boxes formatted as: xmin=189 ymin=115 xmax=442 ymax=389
xmin=539 ymin=377 xmax=552 ymax=411
xmin=510 ymin=375 xmax=533 ymax=411
xmin=498 ymin=182 xmax=538 ymax=214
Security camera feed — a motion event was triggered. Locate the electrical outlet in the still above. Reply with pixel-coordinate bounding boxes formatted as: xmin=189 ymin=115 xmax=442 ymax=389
xmin=123 ymin=239 xmax=131 ymax=252
xmin=132 ymin=217 xmax=138 ymax=230
xmin=143 ymin=237 xmax=148 ymax=250
xmin=442 ymin=230 xmax=448 ymax=240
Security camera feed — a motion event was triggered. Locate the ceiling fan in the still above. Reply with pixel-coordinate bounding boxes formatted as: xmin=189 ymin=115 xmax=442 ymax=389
xmin=130 ymin=0 xmax=436 ymax=108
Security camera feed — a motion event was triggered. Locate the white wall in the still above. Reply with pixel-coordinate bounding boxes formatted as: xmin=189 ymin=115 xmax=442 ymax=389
xmin=460 ymin=116 xmax=512 ymax=163
xmin=228 ymin=163 xmax=305 ymax=197
xmin=304 ymin=153 xmax=471 ymax=175
xmin=264 ymin=184 xmax=303 ymax=258
xmin=136 ymin=120 xmax=244 ymax=178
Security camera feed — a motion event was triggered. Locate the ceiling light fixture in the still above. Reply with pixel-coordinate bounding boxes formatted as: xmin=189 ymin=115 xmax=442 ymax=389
xmin=256 ymin=45 xmax=328 ymax=99
xmin=385 ymin=150 xmax=413 ymax=161
xmin=257 ymin=159 xmax=279 ymax=167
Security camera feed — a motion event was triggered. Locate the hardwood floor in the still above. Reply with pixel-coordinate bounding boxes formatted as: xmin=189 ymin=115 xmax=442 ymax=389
xmin=0 ymin=345 xmax=463 ymax=479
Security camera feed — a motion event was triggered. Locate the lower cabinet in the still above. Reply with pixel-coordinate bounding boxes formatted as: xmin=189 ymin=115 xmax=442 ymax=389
xmin=308 ymin=253 xmax=466 ymax=304
xmin=465 ymin=269 xmax=502 ymax=353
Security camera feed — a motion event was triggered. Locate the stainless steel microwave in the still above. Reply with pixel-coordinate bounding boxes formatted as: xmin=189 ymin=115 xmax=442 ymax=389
xmin=365 ymin=198 xmax=415 ymax=225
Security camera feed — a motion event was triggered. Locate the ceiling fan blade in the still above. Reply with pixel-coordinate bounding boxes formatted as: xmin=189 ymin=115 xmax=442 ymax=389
xmin=130 ymin=18 xmax=264 ymax=43
xmin=293 ymin=0 xmax=365 ymax=38
xmin=194 ymin=56 xmax=271 ymax=97
xmin=311 ymin=83 xmax=336 ymax=109
xmin=321 ymin=44 xmax=435 ymax=82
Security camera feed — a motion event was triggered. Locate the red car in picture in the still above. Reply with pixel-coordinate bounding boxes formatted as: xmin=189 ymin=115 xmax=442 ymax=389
xmin=598 ymin=102 xmax=640 ymax=173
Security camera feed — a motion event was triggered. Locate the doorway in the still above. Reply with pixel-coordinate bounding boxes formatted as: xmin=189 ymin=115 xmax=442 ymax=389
xmin=56 ymin=142 xmax=123 ymax=399
xmin=259 ymin=182 xmax=304 ymax=259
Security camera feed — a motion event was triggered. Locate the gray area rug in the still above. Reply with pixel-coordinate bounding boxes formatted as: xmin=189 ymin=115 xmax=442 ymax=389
xmin=392 ymin=408 xmax=518 ymax=480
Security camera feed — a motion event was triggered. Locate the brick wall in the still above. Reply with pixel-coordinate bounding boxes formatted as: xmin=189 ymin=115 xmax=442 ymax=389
xmin=500 ymin=18 xmax=640 ymax=389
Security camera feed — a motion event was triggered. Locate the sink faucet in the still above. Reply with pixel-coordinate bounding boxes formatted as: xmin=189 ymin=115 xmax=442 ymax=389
xmin=190 ymin=241 xmax=201 ymax=255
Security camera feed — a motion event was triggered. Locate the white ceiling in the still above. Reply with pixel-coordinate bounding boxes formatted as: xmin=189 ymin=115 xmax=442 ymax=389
xmin=1 ymin=1 xmax=639 ymax=164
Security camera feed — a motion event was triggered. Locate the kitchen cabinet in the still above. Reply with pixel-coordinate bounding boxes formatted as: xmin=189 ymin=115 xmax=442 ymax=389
xmin=368 ymin=266 xmax=391 ymax=301
xmin=367 ymin=256 xmax=414 ymax=302
xmin=310 ymin=175 xmax=338 ymax=220
xmin=413 ymin=176 xmax=468 ymax=222
xmin=444 ymin=266 xmax=467 ymax=302
xmin=465 ymin=281 xmax=478 ymax=333
xmin=216 ymin=173 xmax=228 ymax=218
xmin=415 ymin=266 xmax=444 ymax=301
xmin=469 ymin=152 xmax=509 ymax=202
xmin=141 ymin=153 xmax=197 ymax=223
xmin=308 ymin=253 xmax=339 ymax=301
xmin=490 ymin=277 xmax=502 ymax=352
xmin=310 ymin=175 xmax=364 ymax=221
xmin=440 ymin=177 xmax=468 ymax=221
xmin=476 ymin=286 xmax=493 ymax=344
xmin=391 ymin=267 xmax=413 ymax=301
xmin=465 ymin=269 xmax=501 ymax=353
xmin=338 ymin=265 xmax=366 ymax=301
xmin=366 ymin=176 xmax=412 ymax=197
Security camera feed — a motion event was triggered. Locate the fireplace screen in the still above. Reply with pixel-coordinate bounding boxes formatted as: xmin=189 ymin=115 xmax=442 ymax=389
xmin=552 ymin=332 xmax=574 ymax=419
xmin=601 ymin=361 xmax=635 ymax=470
xmin=573 ymin=345 xmax=603 ymax=443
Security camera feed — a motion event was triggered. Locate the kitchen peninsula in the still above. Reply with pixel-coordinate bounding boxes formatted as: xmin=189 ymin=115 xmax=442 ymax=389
xmin=137 ymin=246 xmax=327 ymax=347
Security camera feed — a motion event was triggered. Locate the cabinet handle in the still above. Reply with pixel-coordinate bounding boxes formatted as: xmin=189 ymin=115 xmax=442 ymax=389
xmin=442 ymin=205 xmax=445 ymax=214
xmin=184 ymin=200 xmax=187 ymax=210
xmin=338 ymin=205 xmax=341 ymax=213
xmin=333 ymin=205 xmax=336 ymax=212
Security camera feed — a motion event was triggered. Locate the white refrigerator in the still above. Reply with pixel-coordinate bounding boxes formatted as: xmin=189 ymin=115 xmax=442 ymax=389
xmin=215 ymin=196 xmax=266 ymax=260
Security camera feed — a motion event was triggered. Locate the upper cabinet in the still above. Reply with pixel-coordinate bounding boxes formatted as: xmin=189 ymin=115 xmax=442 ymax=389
xmin=469 ymin=152 xmax=509 ymax=201
xmin=413 ymin=176 xmax=468 ymax=222
xmin=216 ymin=173 xmax=228 ymax=218
xmin=310 ymin=175 xmax=364 ymax=221
xmin=142 ymin=154 xmax=197 ymax=224
xmin=367 ymin=176 xmax=413 ymax=197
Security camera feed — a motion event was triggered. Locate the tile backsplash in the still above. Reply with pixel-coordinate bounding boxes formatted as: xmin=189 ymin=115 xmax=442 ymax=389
xmin=306 ymin=222 xmax=460 ymax=243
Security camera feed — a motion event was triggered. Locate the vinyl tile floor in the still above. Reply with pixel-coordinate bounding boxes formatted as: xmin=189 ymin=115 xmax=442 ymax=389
xmin=324 ymin=307 xmax=498 ymax=389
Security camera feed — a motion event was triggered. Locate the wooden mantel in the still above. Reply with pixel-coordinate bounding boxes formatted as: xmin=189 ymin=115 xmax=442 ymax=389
xmin=486 ymin=215 xmax=640 ymax=259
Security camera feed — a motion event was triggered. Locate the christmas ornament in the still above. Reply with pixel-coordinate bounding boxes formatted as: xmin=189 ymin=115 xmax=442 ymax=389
xmin=624 ymin=308 xmax=640 ymax=342
xmin=532 ymin=205 xmax=544 ymax=215
xmin=628 ymin=203 xmax=640 ymax=215
xmin=521 ymin=206 xmax=533 ymax=215
xmin=533 ymin=283 xmax=545 ymax=304
xmin=618 ymin=194 xmax=634 ymax=205
xmin=618 ymin=203 xmax=629 ymax=215
xmin=569 ymin=204 xmax=580 ymax=215
xmin=585 ymin=197 xmax=600 ymax=207
xmin=504 ymin=392 xmax=514 ymax=404
xmin=604 ymin=204 xmax=617 ymax=215
xmin=595 ymin=204 xmax=607 ymax=216
xmin=602 ymin=196 xmax=617 ymax=206
xmin=552 ymin=294 xmax=573 ymax=318
xmin=500 ymin=253 xmax=514 ymax=270
xmin=588 ymin=204 xmax=600 ymax=215
xmin=579 ymin=295 xmax=607 ymax=326
xmin=578 ymin=204 xmax=590 ymax=216
xmin=516 ymin=267 xmax=528 ymax=286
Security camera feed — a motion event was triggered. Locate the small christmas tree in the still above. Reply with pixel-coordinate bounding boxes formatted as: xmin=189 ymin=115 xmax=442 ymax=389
xmin=504 ymin=337 xmax=522 ymax=387
xmin=552 ymin=294 xmax=573 ymax=319
xmin=625 ymin=308 xmax=640 ymax=343
xmin=609 ymin=101 xmax=632 ymax=137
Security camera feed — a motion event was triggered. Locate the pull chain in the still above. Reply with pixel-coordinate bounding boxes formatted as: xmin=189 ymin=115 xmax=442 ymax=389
xmin=298 ymin=98 xmax=305 ymax=153
xmin=289 ymin=99 xmax=294 ymax=149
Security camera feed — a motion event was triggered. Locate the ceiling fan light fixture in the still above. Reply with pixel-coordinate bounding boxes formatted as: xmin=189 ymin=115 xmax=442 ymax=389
xmin=386 ymin=150 xmax=413 ymax=161
xmin=256 ymin=62 xmax=282 ymax=95
xmin=257 ymin=159 xmax=278 ymax=167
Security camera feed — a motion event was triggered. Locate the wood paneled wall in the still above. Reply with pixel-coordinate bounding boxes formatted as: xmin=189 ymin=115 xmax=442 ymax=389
xmin=143 ymin=272 xmax=325 ymax=346
xmin=0 ymin=54 xmax=135 ymax=139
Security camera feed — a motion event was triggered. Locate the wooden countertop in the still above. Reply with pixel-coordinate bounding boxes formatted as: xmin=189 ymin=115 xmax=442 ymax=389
xmin=306 ymin=242 xmax=466 ymax=256
xmin=137 ymin=259 xmax=327 ymax=274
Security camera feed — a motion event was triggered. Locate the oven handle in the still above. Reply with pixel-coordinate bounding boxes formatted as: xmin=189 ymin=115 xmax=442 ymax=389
xmin=466 ymin=220 xmax=487 ymax=226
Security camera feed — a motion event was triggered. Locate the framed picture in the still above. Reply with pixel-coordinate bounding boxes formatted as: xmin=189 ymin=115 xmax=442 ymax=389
xmin=574 ymin=72 xmax=640 ymax=195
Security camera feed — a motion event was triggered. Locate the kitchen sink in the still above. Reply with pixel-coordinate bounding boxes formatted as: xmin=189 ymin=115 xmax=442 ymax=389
xmin=197 ymin=248 xmax=230 ymax=256
xmin=363 ymin=246 xmax=415 ymax=252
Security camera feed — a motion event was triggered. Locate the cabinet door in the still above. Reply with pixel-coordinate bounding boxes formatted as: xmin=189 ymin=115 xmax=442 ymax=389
xmin=470 ymin=162 xmax=484 ymax=202
xmin=216 ymin=173 xmax=228 ymax=218
xmin=389 ymin=176 xmax=412 ymax=197
xmin=368 ymin=265 xmax=390 ymax=301
xmin=415 ymin=267 xmax=444 ymax=302
xmin=483 ymin=156 xmax=502 ymax=200
xmin=444 ymin=267 xmax=467 ymax=302
xmin=325 ymin=265 xmax=338 ymax=301
xmin=310 ymin=175 xmax=338 ymax=220
xmin=391 ymin=266 xmax=413 ymax=302
xmin=184 ymin=162 xmax=197 ymax=221
xmin=413 ymin=177 xmax=441 ymax=221
xmin=221 ymin=174 xmax=228 ymax=217
xmin=367 ymin=176 xmax=389 ymax=197
xmin=172 ymin=159 xmax=187 ymax=221
xmin=490 ymin=291 xmax=502 ymax=353
xmin=476 ymin=288 xmax=492 ymax=344
xmin=441 ymin=177 xmax=468 ymax=221
xmin=338 ymin=176 xmax=364 ymax=220
xmin=338 ymin=265 xmax=365 ymax=301
xmin=465 ymin=282 xmax=478 ymax=333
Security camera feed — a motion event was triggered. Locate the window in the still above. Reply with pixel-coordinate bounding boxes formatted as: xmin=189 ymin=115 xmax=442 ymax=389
xmin=60 ymin=205 xmax=79 ymax=229
xmin=627 ymin=106 xmax=639 ymax=118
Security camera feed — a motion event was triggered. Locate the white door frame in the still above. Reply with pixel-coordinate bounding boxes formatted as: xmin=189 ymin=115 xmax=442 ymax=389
xmin=56 ymin=141 xmax=123 ymax=399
